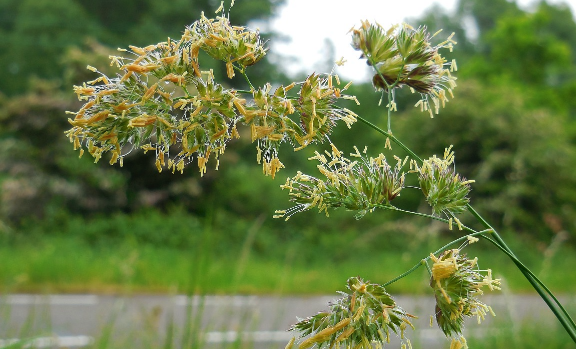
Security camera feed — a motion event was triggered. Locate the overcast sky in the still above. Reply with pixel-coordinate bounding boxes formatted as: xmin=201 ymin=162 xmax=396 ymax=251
xmin=269 ymin=0 xmax=576 ymax=81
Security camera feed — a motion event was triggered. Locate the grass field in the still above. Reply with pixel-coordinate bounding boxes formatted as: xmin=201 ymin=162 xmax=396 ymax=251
xmin=1 ymin=232 xmax=574 ymax=295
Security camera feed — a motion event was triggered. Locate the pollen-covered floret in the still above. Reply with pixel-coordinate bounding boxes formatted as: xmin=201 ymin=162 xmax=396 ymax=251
xmin=415 ymin=146 xmax=474 ymax=216
xmin=189 ymin=13 xmax=267 ymax=78
xmin=294 ymin=73 xmax=358 ymax=149
xmin=289 ymin=277 xmax=415 ymax=349
xmin=274 ymin=144 xmax=406 ymax=220
xmin=430 ymin=249 xmax=501 ymax=339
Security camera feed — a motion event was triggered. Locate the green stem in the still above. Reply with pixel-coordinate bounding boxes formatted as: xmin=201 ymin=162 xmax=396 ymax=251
xmin=381 ymin=223 xmax=491 ymax=287
xmin=356 ymin=115 xmax=422 ymax=162
xmin=383 ymin=260 xmax=425 ymax=287
xmin=378 ymin=204 xmax=489 ymax=237
xmin=379 ymin=205 xmax=576 ymax=341
xmin=366 ymin=56 xmax=403 ymax=133
xmin=387 ymin=88 xmax=393 ymax=132
xmin=182 ymin=85 xmax=192 ymax=98
xmin=480 ymin=235 xmax=569 ymax=314
xmin=233 ymin=63 xmax=255 ymax=91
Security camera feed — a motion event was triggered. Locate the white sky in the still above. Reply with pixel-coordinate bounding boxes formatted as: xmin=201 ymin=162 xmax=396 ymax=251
xmin=270 ymin=0 xmax=576 ymax=82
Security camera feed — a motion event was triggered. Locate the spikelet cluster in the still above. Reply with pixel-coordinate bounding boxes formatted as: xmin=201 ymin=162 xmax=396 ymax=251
xmin=274 ymin=145 xmax=406 ymax=220
xmin=430 ymin=249 xmax=501 ymax=339
xmin=190 ymin=13 xmax=267 ymax=78
xmin=416 ymin=146 xmax=474 ymax=216
xmin=289 ymin=277 xmax=415 ymax=349
xmin=65 ymin=13 xmax=357 ymax=178
xmin=351 ymin=21 xmax=457 ymax=117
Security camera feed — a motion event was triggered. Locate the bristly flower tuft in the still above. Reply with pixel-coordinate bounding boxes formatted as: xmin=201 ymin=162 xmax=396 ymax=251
xmin=66 ymin=14 xmax=357 ymax=178
xmin=430 ymin=249 xmax=500 ymax=339
xmin=416 ymin=146 xmax=474 ymax=216
xmin=289 ymin=276 xmax=415 ymax=349
xmin=351 ymin=21 xmax=457 ymax=117
xmin=274 ymin=145 xmax=406 ymax=220
xmin=190 ymin=13 xmax=267 ymax=78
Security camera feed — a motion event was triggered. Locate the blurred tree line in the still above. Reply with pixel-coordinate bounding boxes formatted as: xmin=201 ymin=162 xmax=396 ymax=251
xmin=1 ymin=0 xmax=576 ymax=253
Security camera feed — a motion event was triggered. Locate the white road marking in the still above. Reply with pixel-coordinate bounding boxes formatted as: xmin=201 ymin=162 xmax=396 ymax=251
xmin=205 ymin=330 xmax=293 ymax=343
xmin=173 ymin=295 xmax=258 ymax=307
xmin=0 ymin=335 xmax=93 ymax=348
xmin=4 ymin=295 xmax=99 ymax=305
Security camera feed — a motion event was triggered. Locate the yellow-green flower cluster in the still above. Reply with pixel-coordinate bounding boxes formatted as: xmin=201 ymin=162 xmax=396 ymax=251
xmin=294 ymin=74 xmax=358 ymax=147
xmin=289 ymin=277 xmax=415 ymax=349
xmin=65 ymin=13 xmax=357 ymax=178
xmin=351 ymin=21 xmax=457 ymax=117
xmin=274 ymin=145 xmax=406 ymax=220
xmin=243 ymin=75 xmax=358 ymax=177
xmin=416 ymin=146 xmax=474 ymax=216
xmin=430 ymin=249 xmax=501 ymax=339
xmin=190 ymin=13 xmax=267 ymax=78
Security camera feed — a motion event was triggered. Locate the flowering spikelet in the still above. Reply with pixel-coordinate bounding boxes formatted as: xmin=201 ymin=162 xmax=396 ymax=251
xmin=416 ymin=146 xmax=474 ymax=216
xmin=190 ymin=13 xmax=267 ymax=74
xmin=65 ymin=13 xmax=357 ymax=178
xmin=274 ymin=145 xmax=406 ymax=220
xmin=430 ymin=249 xmax=501 ymax=338
xmin=294 ymin=73 xmax=358 ymax=148
xmin=351 ymin=21 xmax=457 ymax=117
xmin=289 ymin=277 xmax=415 ymax=349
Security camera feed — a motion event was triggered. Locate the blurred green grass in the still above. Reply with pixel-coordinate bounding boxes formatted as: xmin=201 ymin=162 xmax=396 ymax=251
xmin=1 ymin=208 xmax=574 ymax=295
xmin=465 ymin=313 xmax=576 ymax=349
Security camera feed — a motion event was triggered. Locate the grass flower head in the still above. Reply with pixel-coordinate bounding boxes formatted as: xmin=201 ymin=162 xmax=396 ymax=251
xmin=416 ymin=146 xmax=474 ymax=216
xmin=66 ymin=14 xmax=357 ymax=179
xmin=274 ymin=145 xmax=407 ymax=220
xmin=190 ymin=13 xmax=267 ymax=78
xmin=289 ymin=277 xmax=415 ymax=349
xmin=351 ymin=21 xmax=457 ymax=117
xmin=430 ymin=249 xmax=501 ymax=339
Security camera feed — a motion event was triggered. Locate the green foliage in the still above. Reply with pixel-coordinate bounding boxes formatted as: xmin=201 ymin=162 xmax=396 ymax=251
xmin=1 ymin=0 xmax=96 ymax=93
xmin=485 ymin=10 xmax=571 ymax=85
xmin=416 ymin=1 xmax=576 ymax=115
xmin=4 ymin=211 xmax=576 ymax=296
xmin=457 ymin=0 xmax=522 ymax=35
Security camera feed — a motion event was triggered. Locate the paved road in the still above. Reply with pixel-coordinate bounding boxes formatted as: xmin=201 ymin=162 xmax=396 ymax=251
xmin=0 ymin=293 xmax=573 ymax=348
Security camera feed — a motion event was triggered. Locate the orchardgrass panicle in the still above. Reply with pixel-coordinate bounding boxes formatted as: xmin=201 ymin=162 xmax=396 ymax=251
xmin=416 ymin=146 xmax=474 ymax=216
xmin=351 ymin=21 xmax=457 ymax=118
xmin=430 ymin=249 xmax=501 ymax=339
xmin=274 ymin=144 xmax=407 ymax=220
xmin=66 ymin=12 xmax=357 ymax=178
xmin=289 ymin=277 xmax=416 ymax=349
xmin=66 ymin=8 xmax=536 ymax=348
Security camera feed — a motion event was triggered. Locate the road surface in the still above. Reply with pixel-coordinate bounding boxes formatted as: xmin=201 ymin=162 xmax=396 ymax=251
xmin=0 ymin=293 xmax=573 ymax=348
